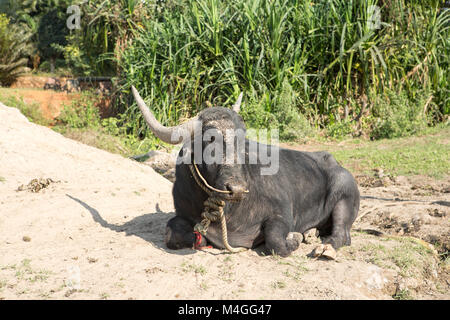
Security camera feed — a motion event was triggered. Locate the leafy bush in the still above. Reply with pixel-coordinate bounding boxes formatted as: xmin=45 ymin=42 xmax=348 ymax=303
xmin=272 ymin=80 xmax=316 ymax=141
xmin=240 ymin=93 xmax=278 ymax=132
xmin=54 ymin=91 xmax=168 ymax=155
xmin=370 ymin=89 xmax=430 ymax=139
xmin=53 ymin=37 xmax=92 ymax=76
xmin=57 ymin=92 xmax=101 ymax=128
xmin=3 ymin=0 xmax=447 ymax=142
xmin=0 ymin=14 xmax=33 ymax=85
xmin=53 ymin=0 xmax=151 ymax=76
xmin=326 ymin=120 xmax=355 ymax=140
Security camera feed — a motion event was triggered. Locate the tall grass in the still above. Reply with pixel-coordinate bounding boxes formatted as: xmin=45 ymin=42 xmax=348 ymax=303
xmin=116 ymin=0 xmax=449 ymax=140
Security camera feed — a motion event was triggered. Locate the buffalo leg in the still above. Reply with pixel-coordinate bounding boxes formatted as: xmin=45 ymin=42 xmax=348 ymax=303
xmin=263 ymin=218 xmax=300 ymax=257
xmin=321 ymin=198 xmax=355 ymax=249
xmin=165 ymin=216 xmax=206 ymax=249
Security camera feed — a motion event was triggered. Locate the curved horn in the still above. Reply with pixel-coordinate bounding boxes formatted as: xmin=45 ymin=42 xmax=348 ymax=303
xmin=131 ymin=86 xmax=199 ymax=144
xmin=232 ymin=92 xmax=243 ymax=113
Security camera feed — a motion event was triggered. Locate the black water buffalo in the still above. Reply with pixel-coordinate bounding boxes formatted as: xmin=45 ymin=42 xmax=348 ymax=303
xmin=132 ymin=86 xmax=360 ymax=258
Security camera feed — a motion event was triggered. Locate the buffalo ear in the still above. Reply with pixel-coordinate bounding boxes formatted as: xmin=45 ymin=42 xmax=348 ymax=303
xmin=232 ymin=92 xmax=243 ymax=113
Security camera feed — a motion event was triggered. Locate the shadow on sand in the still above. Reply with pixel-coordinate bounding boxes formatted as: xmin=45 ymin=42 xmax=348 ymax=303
xmin=66 ymin=194 xmax=270 ymax=257
xmin=66 ymin=194 xmax=200 ymax=256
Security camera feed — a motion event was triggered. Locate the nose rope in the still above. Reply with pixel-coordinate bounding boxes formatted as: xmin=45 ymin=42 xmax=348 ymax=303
xmin=190 ymin=162 xmax=232 ymax=194
xmin=190 ymin=162 xmax=249 ymax=194
xmin=188 ymin=163 xmax=247 ymax=253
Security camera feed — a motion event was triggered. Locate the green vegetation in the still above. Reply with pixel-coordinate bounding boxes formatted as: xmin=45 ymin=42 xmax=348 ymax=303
xmin=0 ymin=1 xmax=449 ymax=151
xmin=342 ymin=236 xmax=437 ymax=278
xmin=53 ymin=92 xmax=170 ymax=156
xmin=2 ymin=0 xmax=448 ymax=142
xmin=0 ymin=1 xmax=73 ymax=79
xmin=271 ymin=280 xmax=287 ymax=289
xmin=37 ymin=8 xmax=68 ymax=73
xmin=278 ymin=255 xmax=310 ymax=281
xmin=0 ymin=88 xmax=168 ymax=157
xmin=2 ymin=259 xmax=52 ymax=283
xmin=53 ymin=0 xmax=150 ymax=76
xmin=0 ymin=14 xmax=33 ymax=85
xmin=181 ymin=261 xmax=207 ymax=275
xmin=393 ymin=289 xmax=414 ymax=300
xmin=331 ymin=126 xmax=450 ymax=178
xmin=1 ymin=85 xmax=448 ymax=178
xmin=117 ymin=0 xmax=449 ymax=141
xmin=370 ymin=89 xmax=431 ymax=139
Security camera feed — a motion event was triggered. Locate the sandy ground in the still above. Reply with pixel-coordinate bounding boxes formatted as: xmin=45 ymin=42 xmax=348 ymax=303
xmin=0 ymin=102 xmax=448 ymax=300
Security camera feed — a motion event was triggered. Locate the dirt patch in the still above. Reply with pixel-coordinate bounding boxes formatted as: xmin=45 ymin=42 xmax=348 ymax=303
xmin=10 ymin=76 xmax=51 ymax=89
xmin=0 ymin=103 xmax=448 ymax=300
xmin=352 ymin=173 xmax=450 ymax=298
xmin=354 ymin=175 xmax=449 ymax=249
xmin=0 ymin=88 xmax=79 ymax=120
xmin=4 ymin=76 xmax=114 ymax=120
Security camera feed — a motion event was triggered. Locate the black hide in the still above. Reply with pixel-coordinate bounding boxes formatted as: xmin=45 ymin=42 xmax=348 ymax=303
xmin=165 ymin=107 xmax=360 ymax=257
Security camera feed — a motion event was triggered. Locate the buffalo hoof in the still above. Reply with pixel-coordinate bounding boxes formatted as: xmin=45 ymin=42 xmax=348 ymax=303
xmin=311 ymin=244 xmax=337 ymax=260
xmin=286 ymin=232 xmax=304 ymax=243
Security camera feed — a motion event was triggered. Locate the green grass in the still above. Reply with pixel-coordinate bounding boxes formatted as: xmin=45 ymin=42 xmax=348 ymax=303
xmin=118 ymin=0 xmax=449 ymax=140
xmin=53 ymin=91 xmax=172 ymax=157
xmin=7 ymin=259 xmax=52 ymax=284
xmin=0 ymin=87 xmax=46 ymax=93
xmin=342 ymin=236 xmax=437 ymax=278
xmin=331 ymin=125 xmax=450 ymax=178
xmin=52 ymin=126 xmax=159 ymax=157
xmin=100 ymin=292 xmax=110 ymax=300
xmin=271 ymin=280 xmax=287 ymax=289
xmin=0 ymin=279 xmax=7 ymax=292
xmin=181 ymin=261 xmax=207 ymax=275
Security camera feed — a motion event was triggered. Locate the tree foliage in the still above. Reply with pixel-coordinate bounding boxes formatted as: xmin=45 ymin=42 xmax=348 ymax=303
xmin=37 ymin=8 xmax=68 ymax=71
xmin=0 ymin=0 xmax=72 ymax=72
xmin=56 ymin=0 xmax=151 ymax=75
xmin=0 ymin=14 xmax=33 ymax=85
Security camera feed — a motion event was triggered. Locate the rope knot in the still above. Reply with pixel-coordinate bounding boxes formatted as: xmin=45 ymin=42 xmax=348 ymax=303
xmin=194 ymin=196 xmax=225 ymax=235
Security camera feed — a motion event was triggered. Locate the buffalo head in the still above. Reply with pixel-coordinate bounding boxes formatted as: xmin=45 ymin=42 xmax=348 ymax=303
xmin=132 ymin=86 xmax=248 ymax=201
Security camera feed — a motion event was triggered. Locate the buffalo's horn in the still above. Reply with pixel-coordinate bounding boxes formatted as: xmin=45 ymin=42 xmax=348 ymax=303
xmin=232 ymin=92 xmax=243 ymax=113
xmin=131 ymin=86 xmax=199 ymax=144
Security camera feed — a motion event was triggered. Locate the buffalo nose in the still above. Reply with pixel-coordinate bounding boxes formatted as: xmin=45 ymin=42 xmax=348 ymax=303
xmin=225 ymin=183 xmax=247 ymax=195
